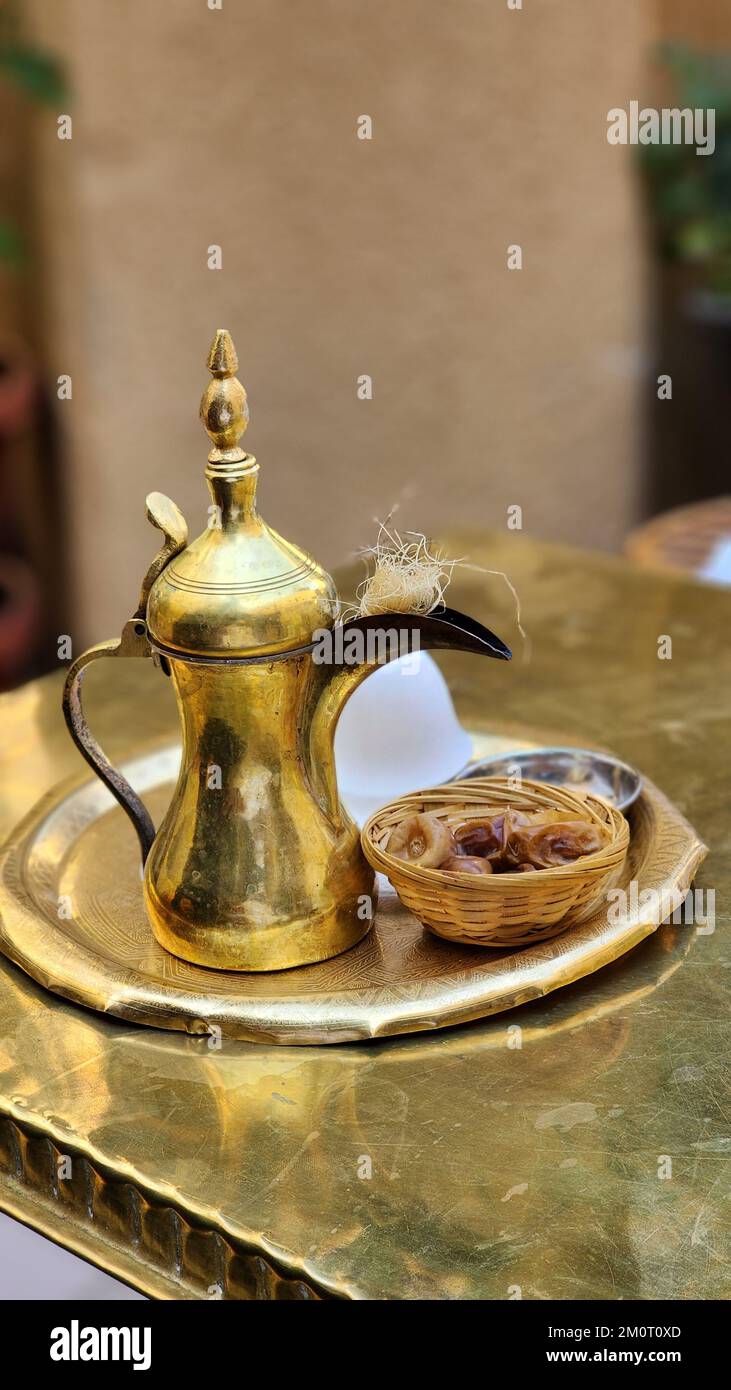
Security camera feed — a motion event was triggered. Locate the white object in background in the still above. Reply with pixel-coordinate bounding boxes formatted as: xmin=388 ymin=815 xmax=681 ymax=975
xmin=699 ymin=536 xmax=731 ymax=586
xmin=335 ymin=651 xmax=472 ymax=824
xmin=0 ymin=1212 xmax=145 ymax=1299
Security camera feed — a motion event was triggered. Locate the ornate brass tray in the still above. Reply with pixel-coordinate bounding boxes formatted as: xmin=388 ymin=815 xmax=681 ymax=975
xmin=0 ymin=735 xmax=706 ymax=1045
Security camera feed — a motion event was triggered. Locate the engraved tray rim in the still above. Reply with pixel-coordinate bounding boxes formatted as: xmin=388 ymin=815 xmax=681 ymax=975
xmin=0 ymin=733 xmax=708 ymax=1045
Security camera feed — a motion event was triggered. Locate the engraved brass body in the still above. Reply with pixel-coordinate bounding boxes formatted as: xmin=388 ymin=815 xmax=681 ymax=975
xmin=63 ymin=332 xmax=511 ymax=972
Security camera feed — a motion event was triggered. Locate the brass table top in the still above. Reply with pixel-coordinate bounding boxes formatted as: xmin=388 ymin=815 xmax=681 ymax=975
xmin=0 ymin=534 xmax=728 ymax=1300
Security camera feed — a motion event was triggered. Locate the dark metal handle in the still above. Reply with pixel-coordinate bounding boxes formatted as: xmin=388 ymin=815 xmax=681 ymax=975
xmin=62 ymin=627 xmax=156 ymax=865
xmin=61 ymin=491 xmax=188 ymax=867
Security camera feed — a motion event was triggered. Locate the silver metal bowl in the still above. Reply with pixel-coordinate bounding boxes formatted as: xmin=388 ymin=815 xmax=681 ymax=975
xmin=449 ymin=746 xmax=642 ymax=813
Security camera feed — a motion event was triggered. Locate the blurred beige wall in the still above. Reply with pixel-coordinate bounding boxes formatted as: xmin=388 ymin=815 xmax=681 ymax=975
xmin=27 ymin=0 xmax=652 ymax=645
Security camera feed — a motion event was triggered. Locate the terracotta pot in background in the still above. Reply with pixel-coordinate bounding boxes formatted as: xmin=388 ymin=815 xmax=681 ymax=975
xmin=0 ymin=554 xmax=43 ymax=688
xmin=0 ymin=335 xmax=37 ymax=439
xmin=0 ymin=335 xmax=53 ymax=686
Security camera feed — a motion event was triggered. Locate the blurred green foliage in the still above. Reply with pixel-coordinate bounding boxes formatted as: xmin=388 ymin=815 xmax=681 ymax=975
xmin=642 ymin=43 xmax=731 ymax=295
xmin=0 ymin=43 xmax=67 ymax=106
xmin=0 ymin=2 xmax=67 ymax=265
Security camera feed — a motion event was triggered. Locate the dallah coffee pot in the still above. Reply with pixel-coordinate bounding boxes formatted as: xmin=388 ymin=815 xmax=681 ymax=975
xmin=63 ymin=331 xmax=511 ymax=971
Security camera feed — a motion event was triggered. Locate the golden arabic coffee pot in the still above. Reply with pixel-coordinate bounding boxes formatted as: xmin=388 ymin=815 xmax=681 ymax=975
xmin=63 ymin=331 xmax=511 ymax=972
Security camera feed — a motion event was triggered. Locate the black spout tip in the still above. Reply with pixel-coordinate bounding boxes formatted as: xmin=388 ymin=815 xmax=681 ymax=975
xmin=426 ymin=606 xmax=512 ymax=660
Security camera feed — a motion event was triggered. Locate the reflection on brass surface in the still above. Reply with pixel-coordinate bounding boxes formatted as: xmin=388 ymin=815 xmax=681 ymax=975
xmin=0 ymin=736 xmax=705 ymax=1043
xmin=61 ymin=332 xmax=511 ymax=973
xmin=1 ymin=534 xmax=729 ymax=1300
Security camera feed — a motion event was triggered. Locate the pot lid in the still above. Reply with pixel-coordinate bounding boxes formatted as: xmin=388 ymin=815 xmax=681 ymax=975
xmin=146 ymin=331 xmax=338 ymax=659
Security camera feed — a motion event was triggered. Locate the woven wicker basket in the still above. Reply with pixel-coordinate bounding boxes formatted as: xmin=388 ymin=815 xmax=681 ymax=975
xmin=361 ymin=777 xmax=630 ymax=948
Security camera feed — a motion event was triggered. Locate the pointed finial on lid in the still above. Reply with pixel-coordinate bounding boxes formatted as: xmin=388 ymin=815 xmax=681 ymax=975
xmin=200 ymin=329 xmax=250 ymax=463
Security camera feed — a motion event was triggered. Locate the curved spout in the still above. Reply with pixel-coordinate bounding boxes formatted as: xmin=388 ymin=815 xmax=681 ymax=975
xmin=334 ymin=606 xmax=512 ymax=663
xmin=305 ymin=607 xmax=511 ymax=826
